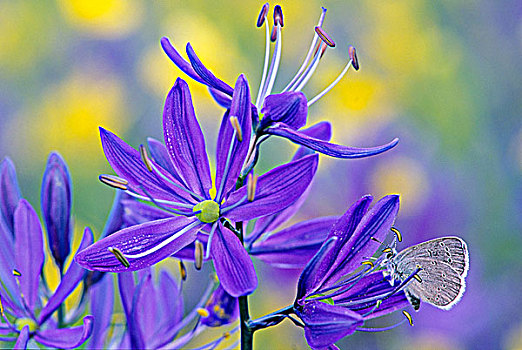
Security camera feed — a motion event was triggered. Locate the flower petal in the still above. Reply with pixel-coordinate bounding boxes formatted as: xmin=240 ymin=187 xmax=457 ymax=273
xmin=291 ymin=121 xmax=332 ymax=160
xmin=38 ymin=227 xmax=94 ymax=324
xmin=129 ymin=271 xmax=152 ymax=348
xmin=117 ymin=271 xmax=135 ymax=322
xmin=41 ymin=152 xmax=72 ymax=270
xmin=160 ymin=37 xmax=207 ymax=85
xmin=120 ymin=198 xmax=171 ymax=227
xmin=88 ymin=274 xmax=114 ymax=349
xmin=0 ymin=219 xmax=18 ymax=303
xmin=146 ymin=137 xmax=181 ymax=181
xmin=250 ymin=217 xmax=337 ymax=268
xmin=209 ymin=87 xmax=232 ymax=108
xmin=163 ymin=78 xmax=212 ymax=197
xmin=215 ymin=75 xmax=252 ymax=201
xmin=158 ymin=270 xmax=184 ymax=331
xmin=0 ymin=157 xmax=21 ymax=234
xmin=259 ymin=92 xmax=308 ymax=131
xmin=323 ymin=195 xmax=399 ymax=287
xmin=99 ymin=127 xmax=192 ymax=204
xmin=14 ymin=199 xmax=44 ymax=311
xmin=34 ymin=315 xmax=93 ymax=349
xmin=75 ymin=217 xmax=200 ymax=272
xmin=186 ymin=43 xmax=234 ymax=96
xmin=295 ymin=301 xmax=363 ymax=350
xmin=14 ymin=325 xmax=30 ymax=349
xmin=210 ymin=223 xmax=257 ymax=297
xmin=266 ymin=123 xmax=399 ymax=158
xmin=201 ymin=284 xmax=239 ymax=327
xmin=223 ymin=154 xmax=318 ymax=221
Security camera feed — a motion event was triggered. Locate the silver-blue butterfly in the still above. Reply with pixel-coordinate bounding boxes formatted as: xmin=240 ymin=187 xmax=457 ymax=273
xmin=384 ymin=236 xmax=469 ymax=311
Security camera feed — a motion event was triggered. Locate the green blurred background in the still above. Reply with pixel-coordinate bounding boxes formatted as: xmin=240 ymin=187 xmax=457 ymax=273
xmin=1 ymin=0 xmax=520 ymax=349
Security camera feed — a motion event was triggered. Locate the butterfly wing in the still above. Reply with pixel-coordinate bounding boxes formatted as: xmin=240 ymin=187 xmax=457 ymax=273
xmin=396 ymin=257 xmax=466 ymax=310
xmin=395 ymin=236 xmax=469 ymax=277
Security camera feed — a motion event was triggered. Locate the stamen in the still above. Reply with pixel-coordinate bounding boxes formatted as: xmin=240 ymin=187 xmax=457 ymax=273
xmin=307 ymin=46 xmax=354 ymax=107
xmin=382 ymin=247 xmax=393 ymax=253
xmin=256 ymin=3 xmax=269 ymax=27
xmin=179 ymin=260 xmax=187 ymax=281
xmin=229 ymin=116 xmax=243 ymax=142
xmin=195 ymin=240 xmax=204 ymax=270
xmin=314 ymin=26 xmax=336 ymax=47
xmin=123 ymin=221 xmax=200 ymax=259
xmin=262 ymin=24 xmax=282 ymax=99
xmin=139 ymin=144 xmax=154 ymax=172
xmin=282 ymin=7 xmax=327 ymax=92
xmin=99 ymin=174 xmax=128 ymax=190
xmin=136 ymin=186 xmax=194 ymax=215
xmin=220 ymin=194 xmax=249 ymax=215
xmin=223 ymin=331 xmax=231 ymax=339
xmin=0 ymin=295 xmax=4 ymax=317
xmin=247 ymin=173 xmax=258 ymax=202
xmin=356 ymin=318 xmax=407 ymax=332
xmin=294 ymin=42 xmax=326 ymax=92
xmin=391 ymin=227 xmax=402 ymax=242
xmin=413 ymin=274 xmax=422 ymax=283
xmin=108 ymin=247 xmax=130 ymax=268
xmin=255 ymin=11 xmax=272 ymax=108
xmin=348 ymin=45 xmax=359 ymax=70
xmin=371 ymin=236 xmax=383 ymax=244
xmin=215 ymin=123 xmax=239 ymax=201
xmin=273 ymin=5 xmax=284 ymax=27
xmin=12 ymin=269 xmax=21 ymax=277
xmin=270 ymin=25 xmax=277 ymax=42
xmin=197 ymin=308 xmax=209 ymax=318
xmin=204 ymin=222 xmax=219 ymax=260
xmin=361 ymin=261 xmax=374 ymax=268
xmin=402 ymin=310 xmax=414 ymax=326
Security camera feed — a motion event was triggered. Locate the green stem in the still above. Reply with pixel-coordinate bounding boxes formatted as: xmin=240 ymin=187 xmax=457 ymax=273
xmin=236 ymin=221 xmax=254 ymax=350
xmin=57 ymin=265 xmax=65 ymax=328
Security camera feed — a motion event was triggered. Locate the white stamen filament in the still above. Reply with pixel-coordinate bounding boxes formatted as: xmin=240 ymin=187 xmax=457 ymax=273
xmin=307 ymin=58 xmax=353 ymax=107
xmin=260 ymin=24 xmax=282 ymax=103
xmin=293 ymin=43 xmax=326 ymax=92
xmin=215 ymin=129 xmax=238 ymax=201
xmin=123 ymin=221 xmax=200 ymax=259
xmin=282 ymin=8 xmax=327 ymax=92
xmin=123 ymin=190 xmax=194 ymax=209
xmin=220 ymin=194 xmax=249 ymax=215
xmin=255 ymin=14 xmax=271 ymax=109
xmin=204 ymin=222 xmax=218 ymax=260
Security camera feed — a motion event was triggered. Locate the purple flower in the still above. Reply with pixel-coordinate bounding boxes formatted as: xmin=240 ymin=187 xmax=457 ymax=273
xmin=75 ymin=76 xmax=318 ymax=297
xmin=200 ymin=284 xmax=239 ymax=328
xmin=293 ymin=195 xmax=410 ymax=349
xmin=41 ymin=152 xmax=73 ymax=272
xmin=160 ymin=4 xmax=398 ymax=160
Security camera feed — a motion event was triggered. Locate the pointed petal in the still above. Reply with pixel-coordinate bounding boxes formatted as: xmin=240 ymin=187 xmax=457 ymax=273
xmin=129 ymin=272 xmax=152 ymax=348
xmin=259 ymin=92 xmax=308 ymax=131
xmin=118 ymin=271 xmax=135 ymax=321
xmin=0 ymin=219 xmax=19 ymax=304
xmin=223 ymin=154 xmax=318 ymax=221
xmin=99 ymin=127 xmax=192 ymax=204
xmin=38 ymin=227 xmax=94 ymax=324
xmin=88 ymin=274 xmax=114 ymax=349
xmin=324 ymin=195 xmax=399 ymax=287
xmin=211 ymin=223 xmax=257 ymax=297
xmin=14 ymin=199 xmax=44 ymax=311
xmin=186 ymin=43 xmax=234 ymax=96
xmin=292 ymin=121 xmax=332 ymax=160
xmin=250 ymin=217 xmax=337 ymax=268
xmin=296 ymin=237 xmax=338 ymax=301
xmin=158 ymin=270 xmax=184 ymax=329
xmin=163 ymin=78 xmax=212 ymax=197
xmin=160 ymin=37 xmax=207 ymax=85
xmin=215 ymin=75 xmax=252 ymax=201
xmin=75 ymin=217 xmax=200 ymax=272
xmin=146 ymin=137 xmax=181 ymax=181
xmin=295 ymin=301 xmax=363 ymax=349
xmin=120 ymin=198 xmax=171 ymax=227
xmin=209 ymin=87 xmax=232 ymax=108
xmin=266 ymin=123 xmax=399 ymax=158
xmin=34 ymin=316 xmax=93 ymax=349
xmin=14 ymin=325 xmax=30 ymax=349
xmin=0 ymin=157 xmax=21 ymax=233
xmin=41 ymin=152 xmax=72 ymax=269
xmin=100 ymin=191 xmax=128 ymax=238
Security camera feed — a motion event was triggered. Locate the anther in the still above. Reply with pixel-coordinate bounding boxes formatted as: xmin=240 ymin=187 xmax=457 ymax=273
xmin=371 ymin=236 xmax=383 ymax=244
xmin=413 ymin=274 xmax=422 ymax=283
xmin=197 ymin=308 xmax=209 ymax=318
xmin=257 ymin=3 xmax=269 ymax=27
xmin=315 ymin=26 xmax=336 ymax=47
xmin=348 ymin=45 xmax=359 ymax=70
xmin=108 ymin=247 xmax=130 ymax=268
xmin=179 ymin=261 xmax=187 ymax=281
xmin=270 ymin=25 xmax=277 ymax=42
xmin=402 ymin=310 xmax=414 ymax=326
xmin=99 ymin=174 xmax=128 ymax=190
xmin=362 ymin=261 xmax=374 ymax=268
xmin=139 ymin=144 xmax=153 ymax=172
xmin=195 ymin=240 xmax=204 ymax=270
xmin=223 ymin=331 xmax=231 ymax=339
xmin=247 ymin=173 xmax=258 ymax=202
xmin=273 ymin=5 xmax=284 ymax=27
xmin=229 ymin=116 xmax=243 ymax=142
xmin=382 ymin=247 xmax=393 ymax=253
xmin=0 ymin=295 xmax=4 ymax=317
xmin=391 ymin=227 xmax=402 ymax=242
xmin=12 ymin=269 xmax=21 ymax=277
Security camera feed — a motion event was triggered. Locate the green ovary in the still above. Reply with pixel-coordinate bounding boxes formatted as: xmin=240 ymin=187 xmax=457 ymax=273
xmin=15 ymin=317 xmax=38 ymax=332
xmin=193 ymin=200 xmax=220 ymax=223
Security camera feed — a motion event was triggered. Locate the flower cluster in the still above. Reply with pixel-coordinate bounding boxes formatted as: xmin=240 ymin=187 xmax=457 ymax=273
xmin=1 ymin=3 xmax=468 ymax=350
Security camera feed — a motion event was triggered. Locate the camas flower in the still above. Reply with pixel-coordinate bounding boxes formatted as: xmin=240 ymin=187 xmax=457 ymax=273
xmin=292 ymin=195 xmax=411 ymax=349
xmin=0 ymin=157 xmax=93 ymax=349
xmin=161 ymin=3 xmax=398 ymax=165
xmin=75 ymin=76 xmax=318 ymax=297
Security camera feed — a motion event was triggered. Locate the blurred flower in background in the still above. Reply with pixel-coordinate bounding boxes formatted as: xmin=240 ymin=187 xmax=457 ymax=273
xmin=0 ymin=0 xmax=520 ymax=349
